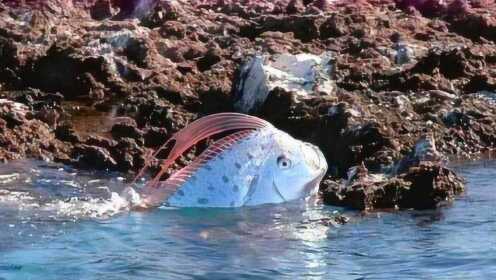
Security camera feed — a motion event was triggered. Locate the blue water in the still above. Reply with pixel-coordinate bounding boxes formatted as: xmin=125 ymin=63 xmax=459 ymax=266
xmin=0 ymin=160 xmax=495 ymax=280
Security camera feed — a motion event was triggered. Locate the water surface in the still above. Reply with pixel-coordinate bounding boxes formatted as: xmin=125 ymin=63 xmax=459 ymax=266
xmin=0 ymin=160 xmax=494 ymax=280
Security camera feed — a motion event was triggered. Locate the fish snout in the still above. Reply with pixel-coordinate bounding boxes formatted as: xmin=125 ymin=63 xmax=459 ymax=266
xmin=302 ymin=143 xmax=328 ymax=174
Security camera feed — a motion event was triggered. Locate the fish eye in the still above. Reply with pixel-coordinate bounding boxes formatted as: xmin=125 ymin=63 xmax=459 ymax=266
xmin=277 ymin=155 xmax=292 ymax=169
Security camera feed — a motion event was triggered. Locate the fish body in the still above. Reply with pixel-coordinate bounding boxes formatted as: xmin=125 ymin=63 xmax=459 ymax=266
xmin=135 ymin=113 xmax=328 ymax=208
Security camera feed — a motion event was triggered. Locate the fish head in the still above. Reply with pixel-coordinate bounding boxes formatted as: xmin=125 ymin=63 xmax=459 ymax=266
xmin=247 ymin=129 xmax=328 ymax=205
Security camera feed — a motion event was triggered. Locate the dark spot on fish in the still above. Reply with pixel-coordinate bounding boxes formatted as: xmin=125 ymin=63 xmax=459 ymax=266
xmin=235 ymin=162 xmax=242 ymax=169
xmin=218 ymin=154 xmax=224 ymax=160
xmin=233 ymin=185 xmax=239 ymax=192
xmin=204 ymin=165 xmax=212 ymax=171
xmin=247 ymin=152 xmax=254 ymax=160
xmin=208 ymin=185 xmax=215 ymax=191
xmin=190 ymin=176 xmax=197 ymax=182
xmin=176 ymin=189 xmax=185 ymax=196
xmin=222 ymin=175 xmax=229 ymax=183
xmin=198 ymin=198 xmax=209 ymax=205
xmin=230 ymin=201 xmax=235 ymax=207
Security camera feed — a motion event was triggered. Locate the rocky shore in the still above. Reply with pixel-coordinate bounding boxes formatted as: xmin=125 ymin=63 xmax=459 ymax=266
xmin=1 ymin=0 xmax=495 ymax=211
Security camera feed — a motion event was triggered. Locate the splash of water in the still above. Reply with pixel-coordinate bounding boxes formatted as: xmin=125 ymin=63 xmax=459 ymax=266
xmin=0 ymin=161 xmax=144 ymax=220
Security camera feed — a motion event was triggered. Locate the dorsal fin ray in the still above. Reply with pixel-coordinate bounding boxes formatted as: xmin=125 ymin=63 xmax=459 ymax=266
xmin=131 ymin=113 xmax=271 ymax=190
xmin=159 ymin=130 xmax=255 ymax=197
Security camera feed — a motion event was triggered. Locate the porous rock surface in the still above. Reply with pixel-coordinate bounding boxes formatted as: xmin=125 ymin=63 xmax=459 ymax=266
xmin=1 ymin=0 xmax=495 ymax=210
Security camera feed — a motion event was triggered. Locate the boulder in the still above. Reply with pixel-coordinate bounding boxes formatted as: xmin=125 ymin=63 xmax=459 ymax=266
xmin=233 ymin=53 xmax=334 ymax=113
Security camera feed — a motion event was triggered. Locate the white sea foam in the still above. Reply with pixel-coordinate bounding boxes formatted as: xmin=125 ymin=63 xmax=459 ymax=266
xmin=0 ymin=161 xmax=144 ymax=220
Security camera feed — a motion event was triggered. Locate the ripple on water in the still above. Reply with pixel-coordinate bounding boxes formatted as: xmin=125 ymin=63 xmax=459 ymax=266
xmin=0 ymin=160 xmax=495 ymax=279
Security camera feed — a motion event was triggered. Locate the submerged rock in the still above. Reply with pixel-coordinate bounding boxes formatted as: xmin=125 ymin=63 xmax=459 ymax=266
xmin=321 ymin=134 xmax=465 ymax=211
xmin=322 ymin=162 xmax=464 ymax=211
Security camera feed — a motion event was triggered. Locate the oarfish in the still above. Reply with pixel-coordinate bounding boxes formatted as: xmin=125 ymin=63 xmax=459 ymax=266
xmin=131 ymin=113 xmax=328 ymax=208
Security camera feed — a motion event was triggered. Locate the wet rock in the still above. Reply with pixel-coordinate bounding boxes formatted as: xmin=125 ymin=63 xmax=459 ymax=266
xmin=197 ymin=47 xmax=222 ymax=72
xmin=320 ymin=14 xmax=348 ymax=38
xmin=395 ymin=0 xmax=448 ymax=17
xmin=85 ymin=135 xmax=117 ymax=150
xmin=394 ymin=134 xmax=443 ymax=174
xmin=55 ymin=124 xmax=81 ymax=143
xmin=84 ymin=135 xmax=117 ymax=150
xmin=111 ymin=121 xmax=143 ymax=142
xmin=448 ymin=9 xmax=496 ymax=42
xmin=321 ymin=108 xmax=396 ymax=177
xmin=399 ymin=162 xmax=465 ymax=209
xmin=443 ymin=109 xmax=471 ymax=128
xmin=35 ymin=107 xmax=61 ymax=127
xmin=322 ymin=161 xmax=464 ymax=211
xmin=322 ymin=130 xmax=465 ymax=211
xmin=144 ymin=127 xmax=169 ymax=147
xmin=140 ymin=0 xmax=179 ymax=27
xmin=1 ymin=111 xmax=24 ymax=128
xmin=90 ymin=0 xmax=115 ymax=20
xmin=286 ymin=0 xmax=305 ymax=14
xmin=0 ymin=99 xmax=29 ymax=128
xmin=73 ymin=144 xmax=117 ymax=170
xmin=110 ymin=137 xmax=146 ymax=172
xmin=312 ymin=0 xmax=333 ymax=11
xmin=240 ymin=15 xmax=320 ymax=42
xmin=322 ymin=175 xmax=411 ymax=211
xmin=26 ymin=46 xmax=108 ymax=99
xmin=159 ymin=21 xmax=186 ymax=39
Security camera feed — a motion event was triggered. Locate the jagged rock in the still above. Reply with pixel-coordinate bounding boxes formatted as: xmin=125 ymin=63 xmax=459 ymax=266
xmin=0 ymin=0 xmax=494 ymax=210
xmin=35 ymin=107 xmax=60 ymax=127
xmin=144 ymin=127 xmax=168 ymax=147
xmin=110 ymin=137 xmax=146 ymax=172
xmin=111 ymin=122 xmax=143 ymax=141
xmin=320 ymin=14 xmax=348 ymax=38
xmin=90 ymin=0 xmax=115 ymax=20
xmin=322 ymin=131 xmax=465 ymax=211
xmin=286 ymin=0 xmax=305 ymax=14
xmin=73 ymin=144 xmax=117 ymax=170
xmin=312 ymin=0 xmax=333 ymax=11
xmin=85 ymin=135 xmax=117 ymax=149
xmin=141 ymin=0 xmax=179 ymax=27
xmin=399 ymin=162 xmax=465 ymax=209
xmin=321 ymin=161 xmax=464 ymax=211
xmin=159 ymin=21 xmax=186 ymax=39
xmin=322 ymin=176 xmax=411 ymax=211
xmin=233 ymin=53 xmax=334 ymax=113
xmin=55 ymin=124 xmax=81 ymax=143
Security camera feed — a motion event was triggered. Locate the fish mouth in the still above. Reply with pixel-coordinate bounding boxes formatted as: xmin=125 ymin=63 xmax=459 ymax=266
xmin=313 ymin=145 xmax=328 ymax=173
xmin=272 ymin=181 xmax=287 ymax=202
xmin=304 ymin=171 xmax=326 ymax=195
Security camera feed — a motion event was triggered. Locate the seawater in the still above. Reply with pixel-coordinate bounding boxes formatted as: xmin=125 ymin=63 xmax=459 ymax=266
xmin=0 ymin=160 xmax=494 ymax=280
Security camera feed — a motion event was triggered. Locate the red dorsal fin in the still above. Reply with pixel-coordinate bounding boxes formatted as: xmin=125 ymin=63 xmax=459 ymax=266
xmin=131 ymin=113 xmax=271 ymax=190
xmin=166 ymin=130 xmax=254 ymax=194
xmin=137 ymin=130 xmax=256 ymax=207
